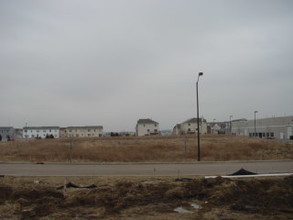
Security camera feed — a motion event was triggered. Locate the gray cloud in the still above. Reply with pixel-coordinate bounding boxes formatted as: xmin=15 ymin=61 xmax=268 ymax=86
xmin=1 ymin=0 xmax=293 ymax=131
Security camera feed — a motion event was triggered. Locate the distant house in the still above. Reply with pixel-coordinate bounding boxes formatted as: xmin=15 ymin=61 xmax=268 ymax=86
xmin=160 ymin=129 xmax=172 ymax=136
xmin=0 ymin=127 xmax=15 ymax=141
xmin=172 ymin=124 xmax=181 ymax=135
xmin=60 ymin=126 xmax=103 ymax=138
xmin=136 ymin=119 xmax=159 ymax=136
xmin=23 ymin=126 xmax=60 ymax=139
xmin=172 ymin=118 xmax=207 ymax=135
xmin=14 ymin=128 xmax=23 ymax=139
xmin=207 ymin=122 xmax=228 ymax=134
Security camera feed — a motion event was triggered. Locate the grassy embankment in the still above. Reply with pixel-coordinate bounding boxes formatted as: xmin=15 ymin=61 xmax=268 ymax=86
xmin=0 ymin=135 xmax=292 ymax=162
xmin=0 ymin=175 xmax=292 ymax=220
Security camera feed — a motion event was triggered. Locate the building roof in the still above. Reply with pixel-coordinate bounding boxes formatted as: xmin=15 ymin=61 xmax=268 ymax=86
xmin=137 ymin=119 xmax=159 ymax=124
xmin=24 ymin=126 xmax=60 ymax=130
xmin=182 ymin=118 xmax=206 ymax=124
xmin=173 ymin=124 xmax=181 ymax=129
xmin=63 ymin=126 xmax=103 ymax=129
xmin=0 ymin=127 xmax=14 ymax=130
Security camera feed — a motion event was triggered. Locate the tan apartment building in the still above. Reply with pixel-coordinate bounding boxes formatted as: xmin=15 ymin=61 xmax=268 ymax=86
xmin=60 ymin=126 xmax=103 ymax=138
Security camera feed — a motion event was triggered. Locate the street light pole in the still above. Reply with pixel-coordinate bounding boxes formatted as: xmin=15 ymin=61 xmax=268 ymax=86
xmin=254 ymin=111 xmax=258 ymax=137
xmin=196 ymin=72 xmax=203 ymax=161
xmin=229 ymin=115 xmax=233 ymax=134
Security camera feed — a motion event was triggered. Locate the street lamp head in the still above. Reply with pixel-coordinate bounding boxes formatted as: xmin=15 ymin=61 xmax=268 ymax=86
xmin=197 ymin=72 xmax=203 ymax=83
xmin=254 ymin=111 xmax=258 ymax=114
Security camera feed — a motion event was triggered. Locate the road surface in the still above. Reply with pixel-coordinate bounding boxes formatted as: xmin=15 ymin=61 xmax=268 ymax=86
xmin=0 ymin=161 xmax=292 ymax=176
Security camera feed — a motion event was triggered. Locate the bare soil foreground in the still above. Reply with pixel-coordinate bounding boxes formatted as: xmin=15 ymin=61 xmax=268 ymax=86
xmin=0 ymin=135 xmax=292 ymax=162
xmin=0 ymin=175 xmax=292 ymax=220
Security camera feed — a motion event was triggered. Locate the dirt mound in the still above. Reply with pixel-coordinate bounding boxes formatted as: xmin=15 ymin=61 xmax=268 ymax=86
xmin=208 ymin=176 xmax=293 ymax=213
xmin=0 ymin=176 xmax=292 ymax=219
xmin=0 ymin=185 xmax=64 ymax=219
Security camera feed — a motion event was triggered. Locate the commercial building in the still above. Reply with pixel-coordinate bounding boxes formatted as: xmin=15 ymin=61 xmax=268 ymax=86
xmin=231 ymin=116 xmax=293 ymax=140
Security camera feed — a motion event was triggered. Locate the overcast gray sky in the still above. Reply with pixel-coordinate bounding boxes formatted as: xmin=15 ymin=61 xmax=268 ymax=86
xmin=1 ymin=0 xmax=292 ymax=131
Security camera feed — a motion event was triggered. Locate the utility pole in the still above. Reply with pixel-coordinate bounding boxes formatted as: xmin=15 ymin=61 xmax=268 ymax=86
xmin=196 ymin=72 xmax=203 ymax=161
xmin=254 ymin=111 xmax=258 ymax=137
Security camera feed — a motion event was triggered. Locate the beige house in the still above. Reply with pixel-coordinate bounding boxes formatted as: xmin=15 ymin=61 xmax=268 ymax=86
xmin=136 ymin=119 xmax=159 ymax=136
xmin=60 ymin=126 xmax=103 ymax=138
xmin=173 ymin=118 xmax=207 ymax=135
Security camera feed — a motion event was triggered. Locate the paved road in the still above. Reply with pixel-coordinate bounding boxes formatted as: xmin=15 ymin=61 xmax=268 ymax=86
xmin=0 ymin=161 xmax=292 ymax=176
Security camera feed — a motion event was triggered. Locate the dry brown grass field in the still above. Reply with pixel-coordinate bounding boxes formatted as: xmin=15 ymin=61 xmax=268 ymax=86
xmin=0 ymin=135 xmax=292 ymax=163
xmin=0 ymin=175 xmax=292 ymax=220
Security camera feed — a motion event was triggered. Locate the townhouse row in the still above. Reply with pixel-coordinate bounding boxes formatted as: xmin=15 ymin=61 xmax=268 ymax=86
xmin=1 ymin=115 xmax=292 ymax=141
xmin=0 ymin=126 xmax=103 ymax=141
xmin=0 ymin=117 xmax=208 ymax=141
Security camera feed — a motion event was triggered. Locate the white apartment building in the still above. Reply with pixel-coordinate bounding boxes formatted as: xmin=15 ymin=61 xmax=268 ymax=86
xmin=231 ymin=116 xmax=293 ymax=140
xmin=23 ymin=126 xmax=60 ymax=139
xmin=173 ymin=118 xmax=207 ymax=135
xmin=136 ymin=119 xmax=159 ymax=136
xmin=60 ymin=126 xmax=103 ymax=138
